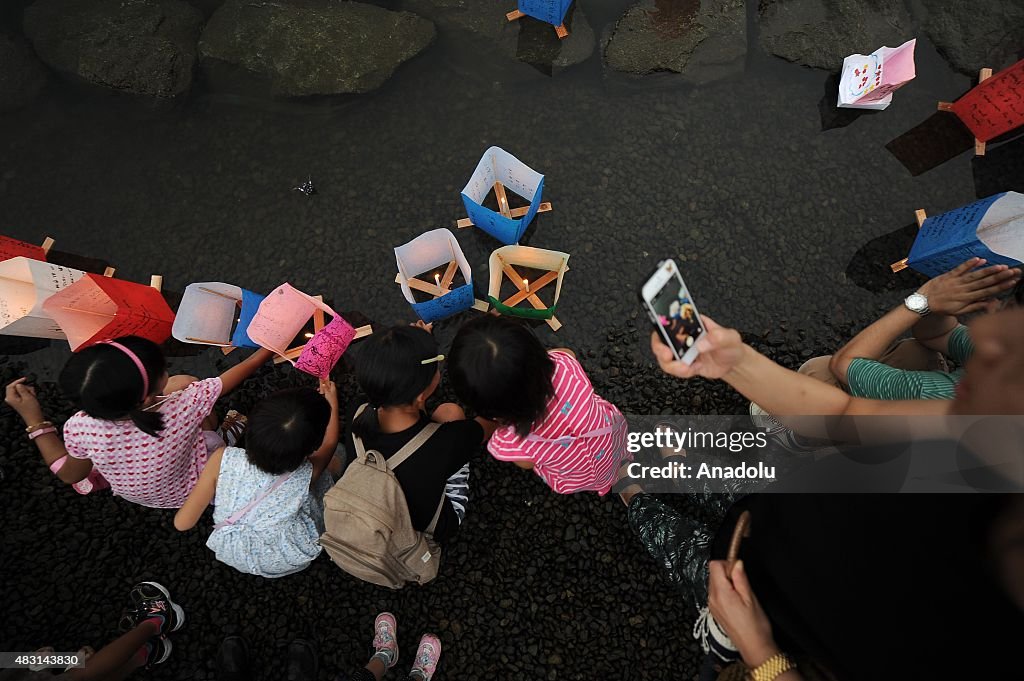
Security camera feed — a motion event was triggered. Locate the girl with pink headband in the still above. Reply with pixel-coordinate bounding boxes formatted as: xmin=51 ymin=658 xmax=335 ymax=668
xmin=4 ymin=335 xmax=274 ymax=509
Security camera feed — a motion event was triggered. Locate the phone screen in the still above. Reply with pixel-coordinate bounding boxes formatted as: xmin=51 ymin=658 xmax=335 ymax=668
xmin=650 ymin=274 xmax=705 ymax=360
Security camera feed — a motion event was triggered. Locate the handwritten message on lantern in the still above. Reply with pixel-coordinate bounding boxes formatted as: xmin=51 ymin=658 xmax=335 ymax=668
xmin=951 ymin=59 xmax=1024 ymax=143
xmin=42 ymin=274 xmax=175 ymax=350
xmin=461 ymin=147 xmax=546 ymax=245
xmin=907 ymin=191 xmax=1024 ymax=277
xmin=246 ymin=283 xmax=337 ymax=358
xmin=0 ymin=236 xmax=47 ymax=264
xmin=0 ymin=257 xmax=86 ymax=339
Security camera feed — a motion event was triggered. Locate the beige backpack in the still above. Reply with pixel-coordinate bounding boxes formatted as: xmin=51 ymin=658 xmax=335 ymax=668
xmin=320 ymin=405 xmax=445 ymax=589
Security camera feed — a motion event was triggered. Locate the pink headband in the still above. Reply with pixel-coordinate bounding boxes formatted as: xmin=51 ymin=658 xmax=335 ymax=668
xmin=101 ymin=341 xmax=149 ymax=401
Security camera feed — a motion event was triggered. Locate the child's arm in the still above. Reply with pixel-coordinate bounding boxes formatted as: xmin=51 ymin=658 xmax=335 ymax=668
xmin=549 ymin=347 xmax=576 ymax=358
xmin=309 ymin=380 xmax=340 ymax=484
xmin=218 ymin=348 xmax=275 ymax=395
xmin=174 ymin=448 xmax=224 ymax=531
xmin=5 ymin=377 xmax=92 ymax=483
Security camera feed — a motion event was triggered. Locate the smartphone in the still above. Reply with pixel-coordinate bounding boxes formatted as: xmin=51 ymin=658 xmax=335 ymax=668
xmin=640 ymin=259 xmax=706 ymax=365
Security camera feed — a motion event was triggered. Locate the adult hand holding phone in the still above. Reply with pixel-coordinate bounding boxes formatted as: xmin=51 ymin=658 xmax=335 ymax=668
xmin=650 ymin=316 xmax=744 ymax=380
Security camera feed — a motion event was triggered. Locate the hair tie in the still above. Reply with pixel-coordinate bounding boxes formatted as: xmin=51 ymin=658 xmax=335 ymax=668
xmin=101 ymin=341 xmax=149 ymax=401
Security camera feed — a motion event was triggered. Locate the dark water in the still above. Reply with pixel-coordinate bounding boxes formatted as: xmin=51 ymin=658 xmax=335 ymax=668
xmin=0 ymin=6 xmax=987 ymax=378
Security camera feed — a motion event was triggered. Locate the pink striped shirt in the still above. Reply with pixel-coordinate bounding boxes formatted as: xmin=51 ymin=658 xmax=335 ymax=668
xmin=488 ymin=351 xmax=628 ymax=495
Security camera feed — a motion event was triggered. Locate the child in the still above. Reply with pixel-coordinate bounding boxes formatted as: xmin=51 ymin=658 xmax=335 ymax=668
xmin=448 ymin=316 xmax=628 ymax=495
xmin=174 ymin=383 xmax=340 ymax=578
xmin=342 ymin=323 xmax=495 ymax=546
xmin=4 ymin=336 xmax=273 ymax=509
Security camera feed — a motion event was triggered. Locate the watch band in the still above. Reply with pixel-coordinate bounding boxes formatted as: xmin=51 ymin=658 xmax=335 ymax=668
xmin=747 ymin=652 xmax=796 ymax=681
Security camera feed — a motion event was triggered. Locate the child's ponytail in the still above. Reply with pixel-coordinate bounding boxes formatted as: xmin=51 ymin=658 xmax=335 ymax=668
xmin=351 ymin=402 xmax=381 ymax=440
xmin=60 ymin=336 xmax=168 ymax=436
xmin=128 ymin=408 xmax=165 ymax=438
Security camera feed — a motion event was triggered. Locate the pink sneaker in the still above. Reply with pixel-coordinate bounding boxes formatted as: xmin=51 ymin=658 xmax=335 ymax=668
xmin=372 ymin=613 xmax=398 ymax=669
xmin=410 ymin=634 xmax=441 ymax=681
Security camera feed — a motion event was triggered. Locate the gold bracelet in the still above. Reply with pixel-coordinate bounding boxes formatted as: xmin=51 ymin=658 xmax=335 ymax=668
xmin=25 ymin=420 xmax=54 ymax=433
xmin=747 ymin=652 xmax=795 ymax=681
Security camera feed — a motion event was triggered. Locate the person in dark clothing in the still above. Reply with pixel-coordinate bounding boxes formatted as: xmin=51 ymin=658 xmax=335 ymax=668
xmin=342 ymin=322 xmax=496 ymax=544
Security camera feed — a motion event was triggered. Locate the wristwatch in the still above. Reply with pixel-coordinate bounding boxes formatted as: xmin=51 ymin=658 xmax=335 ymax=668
xmin=904 ymin=291 xmax=930 ymax=316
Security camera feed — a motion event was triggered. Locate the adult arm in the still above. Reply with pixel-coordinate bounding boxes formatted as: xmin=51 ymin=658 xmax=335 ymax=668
xmin=174 ymin=447 xmax=223 ymax=530
xmin=218 ymin=347 xmax=275 ymax=395
xmin=309 ymin=380 xmax=340 ymax=484
xmin=5 ymin=378 xmax=92 ymax=484
xmin=708 ymin=560 xmax=804 ymax=680
xmin=650 ymin=319 xmax=948 ymax=418
xmin=830 ymin=258 xmax=1019 ymax=384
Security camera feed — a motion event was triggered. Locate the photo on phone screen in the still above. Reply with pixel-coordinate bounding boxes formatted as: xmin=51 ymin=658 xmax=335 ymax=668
xmin=643 ymin=261 xmax=706 ymax=364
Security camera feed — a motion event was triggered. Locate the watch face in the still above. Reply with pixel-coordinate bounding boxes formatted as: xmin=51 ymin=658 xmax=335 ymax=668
xmin=906 ymin=293 xmax=927 ymax=312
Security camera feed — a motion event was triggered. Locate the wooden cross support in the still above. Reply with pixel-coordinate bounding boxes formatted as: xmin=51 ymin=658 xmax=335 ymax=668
xmin=394 ymin=261 xmax=489 ymax=313
xmin=494 ymin=257 xmax=563 ymax=331
xmin=457 ymin=180 xmax=552 ymax=229
xmin=891 ymin=209 xmax=927 ymax=273
xmin=506 ymin=8 xmax=568 ymax=39
xmin=938 ymin=67 xmax=993 ymax=156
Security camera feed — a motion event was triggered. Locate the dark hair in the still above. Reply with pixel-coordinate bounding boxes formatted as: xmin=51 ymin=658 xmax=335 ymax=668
xmin=1013 ymin=278 xmax=1024 ymax=307
xmin=59 ymin=336 xmax=167 ymax=437
xmin=351 ymin=325 xmax=439 ymax=439
xmin=245 ymin=388 xmax=331 ymax=475
xmin=448 ymin=316 xmax=555 ymax=438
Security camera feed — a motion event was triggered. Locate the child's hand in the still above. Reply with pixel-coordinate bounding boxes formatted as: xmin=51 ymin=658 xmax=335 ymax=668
xmin=5 ymin=377 xmax=45 ymax=425
xmin=411 ymin=320 xmax=434 ymax=334
xmin=319 ymin=379 xmax=339 ymax=411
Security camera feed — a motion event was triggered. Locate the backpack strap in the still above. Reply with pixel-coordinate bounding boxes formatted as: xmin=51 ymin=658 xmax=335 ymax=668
xmin=213 ymin=470 xmax=294 ymax=531
xmin=425 ymin=490 xmax=446 ymax=535
xmin=386 ymin=422 xmax=441 ymax=470
xmin=351 ymin=403 xmax=442 ymax=471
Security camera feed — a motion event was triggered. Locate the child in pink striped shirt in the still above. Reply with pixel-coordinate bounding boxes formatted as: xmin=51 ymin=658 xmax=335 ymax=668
xmin=449 ymin=316 xmax=628 ymax=495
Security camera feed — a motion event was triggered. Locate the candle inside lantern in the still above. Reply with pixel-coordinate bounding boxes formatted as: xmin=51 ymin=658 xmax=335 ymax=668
xmin=435 ymin=273 xmax=443 ymax=295
xmin=523 ymin=278 xmax=530 ymax=293
xmin=304 ymin=332 xmax=314 ymax=339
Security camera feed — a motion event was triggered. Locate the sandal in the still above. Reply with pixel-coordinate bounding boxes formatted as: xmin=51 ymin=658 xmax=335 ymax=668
xmin=218 ymin=410 xmax=247 ymax=447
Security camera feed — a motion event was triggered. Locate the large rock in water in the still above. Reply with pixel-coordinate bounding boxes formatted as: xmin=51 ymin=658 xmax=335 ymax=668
xmin=23 ymin=0 xmax=203 ymax=98
xmin=604 ymin=0 xmax=747 ymax=83
xmin=199 ymin=0 xmax=436 ymax=96
xmin=921 ymin=0 xmax=1024 ymax=75
xmin=758 ymin=0 xmax=913 ymax=70
xmin=0 ymin=35 xmax=47 ymax=112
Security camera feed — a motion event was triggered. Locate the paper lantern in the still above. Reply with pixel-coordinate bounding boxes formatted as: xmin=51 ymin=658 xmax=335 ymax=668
xmin=838 ymin=39 xmax=916 ymax=110
xmin=487 ymin=245 xmax=569 ymax=331
xmin=0 ymin=235 xmax=51 ymax=264
xmin=171 ymin=282 xmax=265 ymax=349
xmin=948 ymin=59 xmax=1024 ymax=144
xmin=899 ymin=192 xmax=1024 ymax=277
xmin=516 ymin=0 xmax=573 ymax=27
xmin=42 ymin=274 xmax=175 ymax=350
xmin=394 ymin=228 xmax=487 ymax=323
xmin=0 ymin=257 xmax=86 ymax=339
xmin=247 ymin=283 xmax=370 ymax=374
xmin=460 ymin=147 xmax=547 ymax=245
xmin=295 ymin=316 xmax=357 ymax=379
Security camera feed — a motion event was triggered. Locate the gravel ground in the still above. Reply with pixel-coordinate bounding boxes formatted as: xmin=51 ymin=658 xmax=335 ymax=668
xmin=0 ymin=3 xmax=1011 ymax=680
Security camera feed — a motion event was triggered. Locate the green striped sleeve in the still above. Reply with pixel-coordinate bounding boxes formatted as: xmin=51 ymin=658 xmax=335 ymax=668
xmin=945 ymin=325 xmax=973 ymax=365
xmin=845 ymin=358 xmax=958 ymax=400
